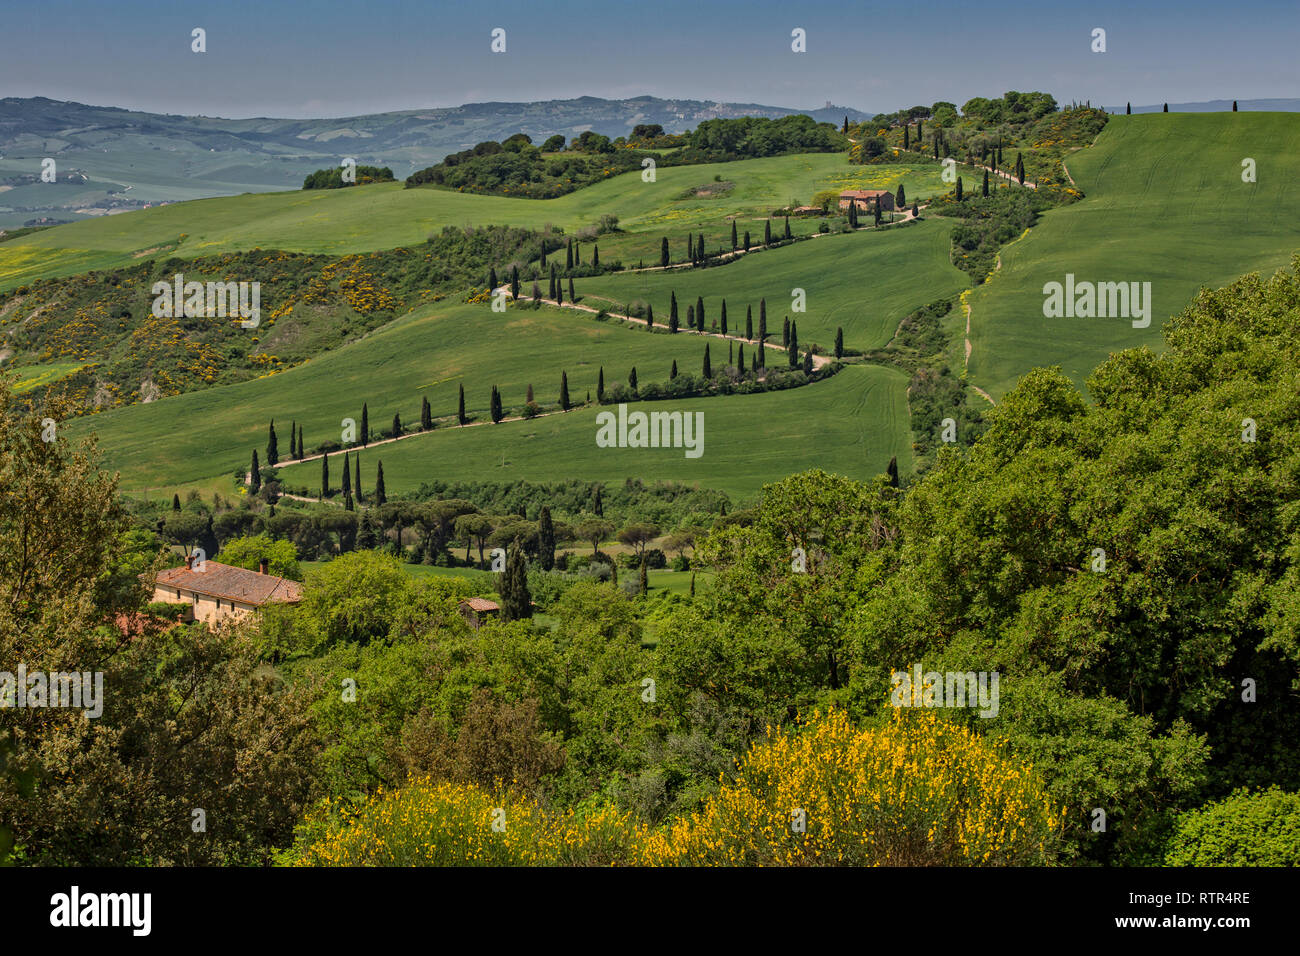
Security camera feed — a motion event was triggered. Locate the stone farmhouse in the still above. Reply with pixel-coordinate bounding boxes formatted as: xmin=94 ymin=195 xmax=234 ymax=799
xmin=838 ymin=189 xmax=895 ymax=212
xmin=150 ymin=556 xmax=304 ymax=625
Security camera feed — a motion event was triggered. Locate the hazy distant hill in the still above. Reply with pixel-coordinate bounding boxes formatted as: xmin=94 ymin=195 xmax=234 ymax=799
xmin=0 ymin=95 xmax=871 ymax=230
xmin=1103 ymin=97 xmax=1300 ymax=113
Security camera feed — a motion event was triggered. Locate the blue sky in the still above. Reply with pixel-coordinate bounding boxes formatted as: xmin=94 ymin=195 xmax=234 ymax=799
xmin=2 ymin=0 xmax=1296 ymax=118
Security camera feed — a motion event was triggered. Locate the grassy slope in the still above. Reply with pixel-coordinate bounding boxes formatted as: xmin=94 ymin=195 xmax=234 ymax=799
xmin=967 ymin=113 xmax=1300 ymax=398
xmin=0 ymin=153 xmax=948 ymax=290
xmin=273 ymin=362 xmax=911 ymax=503
xmin=70 ymin=300 xmax=770 ymax=491
xmin=575 ymin=217 xmax=967 ymax=352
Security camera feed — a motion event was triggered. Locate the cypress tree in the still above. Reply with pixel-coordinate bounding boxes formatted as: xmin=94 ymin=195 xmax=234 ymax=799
xmin=510 ymin=265 xmax=520 ymax=301
xmin=540 ymin=238 xmax=547 ymax=268
xmin=917 ymin=117 xmax=923 ymax=140
xmin=731 ymin=220 xmax=738 ymax=250
xmin=933 ymin=137 xmax=939 ymax=160
xmin=746 ymin=305 xmax=753 ymax=340
xmin=421 ymin=396 xmax=432 ymax=430
xmin=784 ymin=215 xmax=791 ymax=240
xmin=1233 ymin=100 xmax=1238 ymax=112
xmin=660 ymin=236 xmax=670 ymax=268
xmin=896 ymin=183 xmax=906 ymax=207
xmin=392 ymin=412 xmax=401 ymax=438
xmin=848 ymin=201 xmax=857 ymax=228
xmin=759 ymin=299 xmax=767 ymax=344
xmin=297 ymin=429 xmax=304 ymax=460
xmin=737 ymin=343 xmax=745 ymax=370
xmin=344 ymin=491 xmax=354 ymax=512
xmin=743 ymin=230 xmax=751 ymax=251
xmin=566 ymin=238 xmax=573 ymax=269
xmin=687 ymin=234 xmax=694 ymax=263
xmin=670 ymin=291 xmax=678 ymax=327
xmin=729 ymin=340 xmax=733 ymax=365
xmin=874 ymin=202 xmax=882 ymax=226
xmin=782 ymin=316 xmax=790 ymax=347
xmin=560 ymin=371 xmax=570 ymax=410
xmin=720 ymin=300 xmax=728 ymax=337
xmin=538 ymin=507 xmax=556 ymax=571
xmin=629 ymin=367 xmax=638 ymax=392
xmin=375 ymin=460 xmax=386 ymax=505
xmin=556 ymin=278 xmax=563 ymax=306
xmin=490 ymin=386 xmax=503 ymax=423
xmin=568 ymin=277 xmax=575 ymax=301
xmin=834 ymin=326 xmax=843 ymax=358
xmin=982 ymin=169 xmax=989 ymax=197
xmin=321 ymin=451 xmax=330 ymax=499
xmin=886 ymin=456 xmax=900 ymax=487
xmin=703 ymin=342 xmax=712 ymax=379
xmin=526 ymin=383 xmax=534 ymax=404
xmin=354 ymin=454 xmax=362 ymax=502
xmin=592 ymin=243 xmax=599 ymax=268
xmin=697 ymin=233 xmax=704 ymax=264
xmin=955 ymin=176 xmax=963 ymax=201
xmin=696 ymin=296 xmax=704 ymax=331
xmin=341 ymin=451 xmax=352 ymax=498
xmin=904 ymin=124 xmax=910 ymax=149
xmin=764 ymin=220 xmax=772 ymax=245
xmin=532 ymin=281 xmax=542 ymax=307
xmin=842 ymin=115 xmax=848 ymax=134
xmin=458 ymin=384 xmax=466 ymax=425
xmin=267 ymin=420 xmax=278 ymax=466
xmin=1163 ymin=103 xmax=1168 ymax=112
xmin=1126 ymin=102 xmax=1131 ymax=115
xmin=671 ymin=359 xmax=678 ymax=379
xmin=489 ymin=266 xmax=498 ymax=290
xmin=361 ymin=403 xmax=369 ymax=447
xmin=593 ymin=484 xmax=603 ymax=516
xmin=911 ymin=202 xmax=918 ymax=218
xmin=597 ymin=366 xmax=605 ymax=402
xmin=802 ymin=349 xmax=813 ymax=375
xmin=646 ymin=303 xmax=654 ymax=329
xmin=498 ymin=539 xmax=533 ymax=620
xmin=789 ymin=320 xmax=799 ymax=365
xmin=686 ymin=305 xmax=694 ymax=331
xmin=172 ymin=493 xmax=181 ymax=511
xmin=250 ymin=449 xmax=261 ymax=492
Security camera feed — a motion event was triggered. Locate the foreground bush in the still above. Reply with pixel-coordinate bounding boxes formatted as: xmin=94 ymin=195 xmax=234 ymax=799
xmin=640 ymin=709 xmax=1062 ymax=866
xmin=288 ymin=780 xmax=645 ymax=866
xmin=1164 ymin=787 xmax=1300 ymax=866
xmin=291 ymin=709 xmax=1060 ymax=866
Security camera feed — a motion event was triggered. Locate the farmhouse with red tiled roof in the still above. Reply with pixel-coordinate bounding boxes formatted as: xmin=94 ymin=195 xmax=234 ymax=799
xmin=839 ymin=188 xmax=895 ymax=212
xmin=150 ymin=556 xmax=304 ymax=625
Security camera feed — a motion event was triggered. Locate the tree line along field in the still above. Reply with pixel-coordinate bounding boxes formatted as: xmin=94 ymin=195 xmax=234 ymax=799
xmin=967 ymin=112 xmax=1300 ymax=398
xmin=0 ymin=153 xmax=947 ymax=290
xmin=272 ymin=362 xmax=910 ymax=502
xmin=578 ymin=217 xmax=968 ymax=353
xmin=67 ymin=296 xmax=913 ymax=500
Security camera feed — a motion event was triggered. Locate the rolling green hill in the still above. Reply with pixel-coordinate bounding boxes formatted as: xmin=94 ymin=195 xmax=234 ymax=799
xmin=575 ymin=217 xmax=968 ymax=352
xmin=68 ymin=299 xmax=908 ymax=500
xmin=967 ymin=112 xmax=1300 ymax=398
xmin=0 ymin=154 xmax=948 ymax=290
xmin=272 ymin=362 xmax=911 ymax=503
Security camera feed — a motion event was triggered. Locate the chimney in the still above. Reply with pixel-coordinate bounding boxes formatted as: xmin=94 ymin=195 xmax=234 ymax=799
xmin=185 ymin=554 xmax=195 ymax=570
xmin=259 ymin=558 xmax=269 ymax=575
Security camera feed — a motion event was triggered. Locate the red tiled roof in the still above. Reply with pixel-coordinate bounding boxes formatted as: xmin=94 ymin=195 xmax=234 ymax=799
xmin=154 ymin=561 xmax=304 ymax=605
xmin=840 ymin=189 xmax=890 ymax=198
xmin=460 ymin=597 xmax=500 ymax=613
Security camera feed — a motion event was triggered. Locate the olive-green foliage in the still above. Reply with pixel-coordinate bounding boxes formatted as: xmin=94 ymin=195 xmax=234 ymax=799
xmin=1164 ymin=787 xmax=1300 ymax=866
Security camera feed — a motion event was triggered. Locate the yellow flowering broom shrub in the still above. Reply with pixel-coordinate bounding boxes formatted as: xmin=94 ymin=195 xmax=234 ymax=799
xmin=290 ymin=779 xmax=648 ymax=867
xmin=291 ymin=711 xmax=1060 ymax=867
xmin=638 ymin=709 xmax=1063 ymax=866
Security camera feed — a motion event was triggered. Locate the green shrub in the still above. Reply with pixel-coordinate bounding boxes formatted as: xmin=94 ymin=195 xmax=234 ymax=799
xmin=1164 ymin=787 xmax=1300 ymax=866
